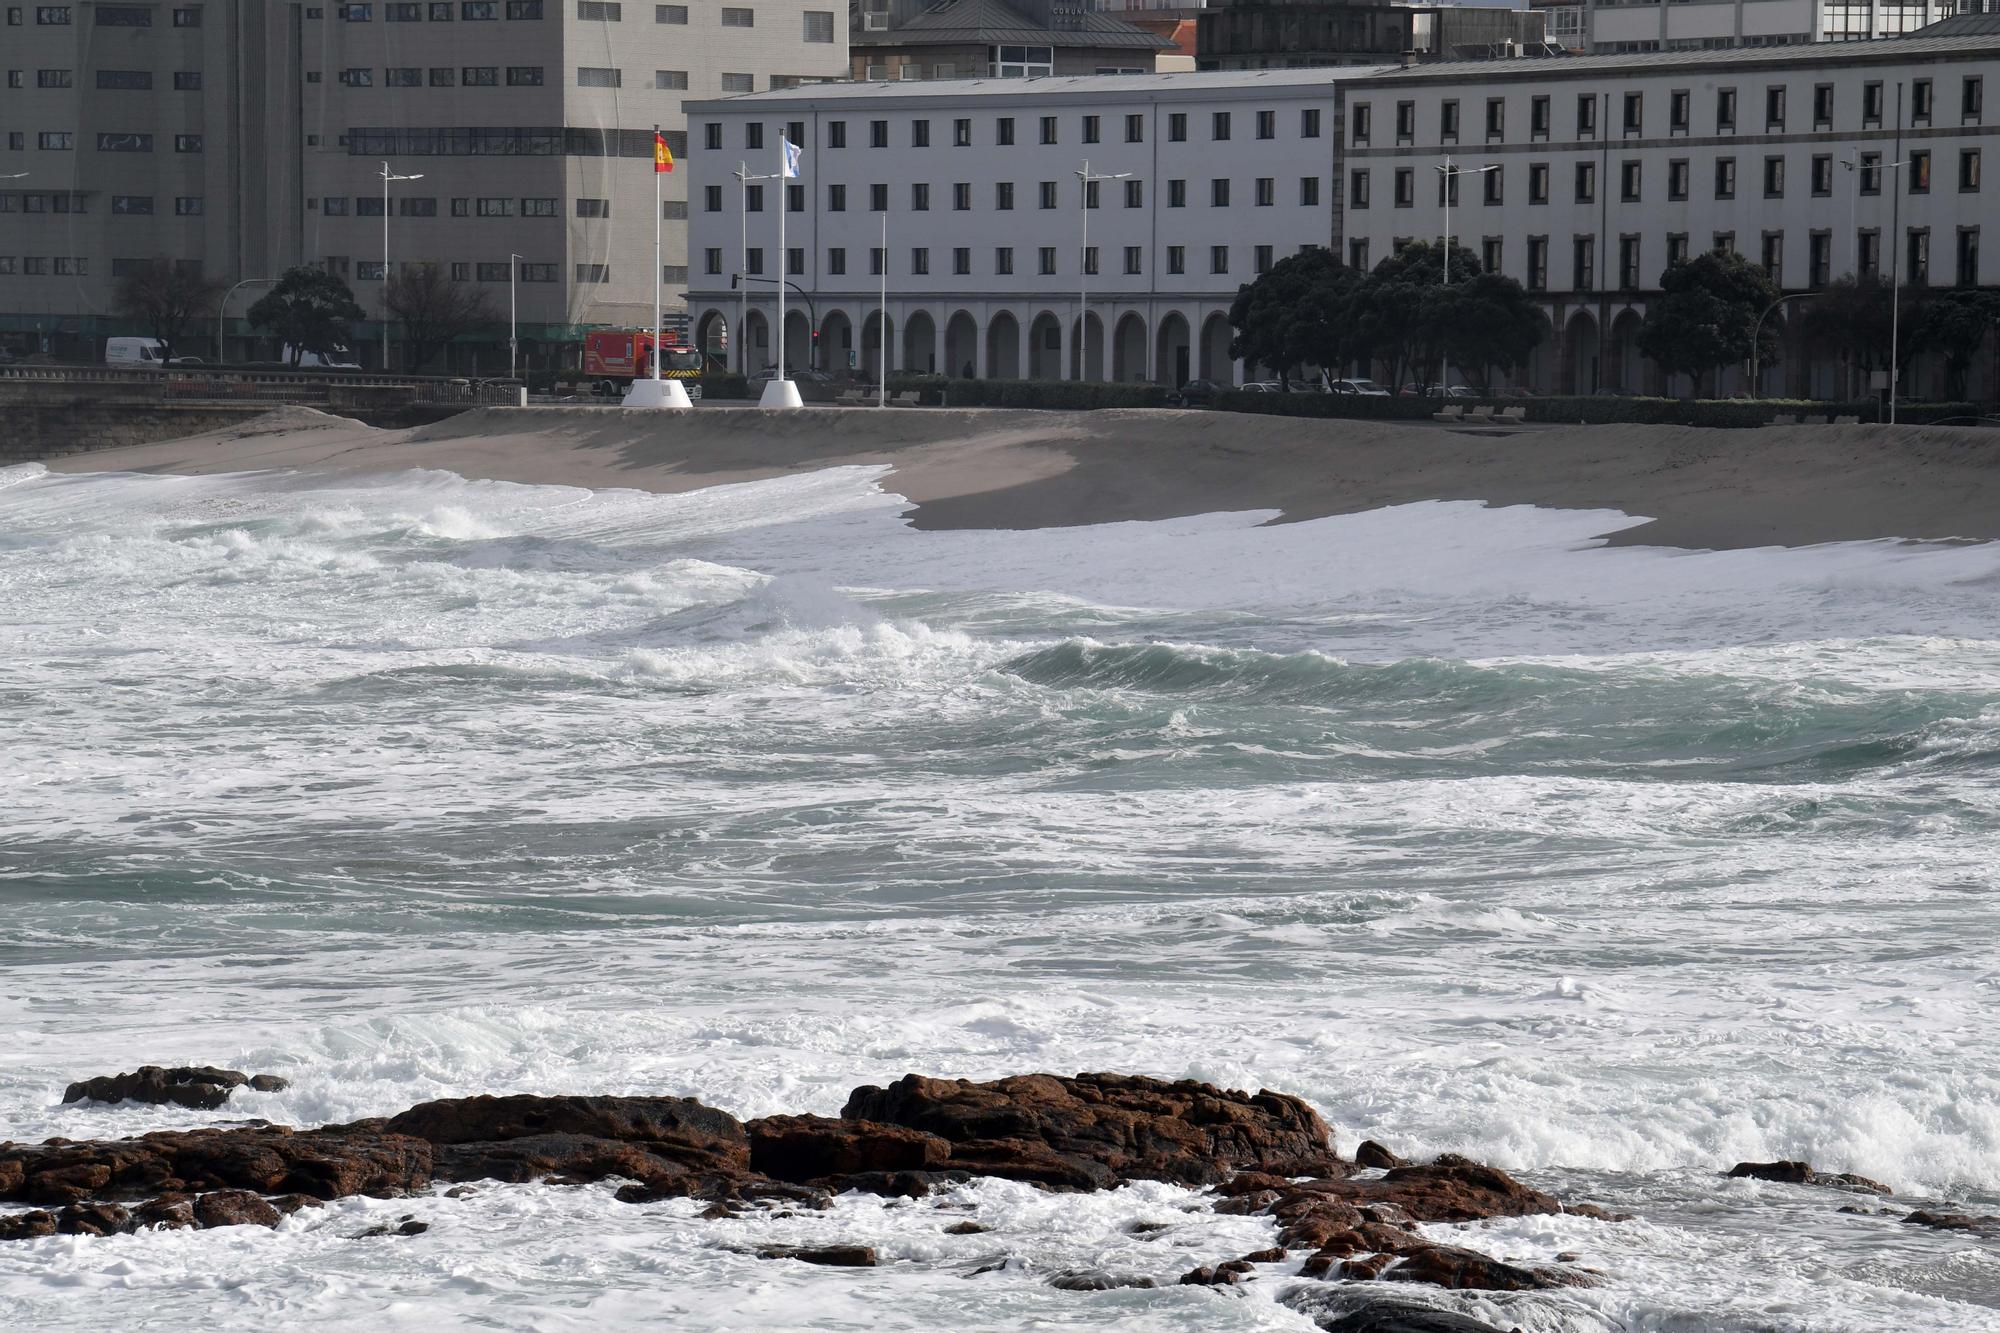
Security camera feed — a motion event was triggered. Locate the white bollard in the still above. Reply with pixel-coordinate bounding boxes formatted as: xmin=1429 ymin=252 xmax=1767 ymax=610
xmin=622 ymin=377 xmax=692 ymax=410
xmin=757 ymin=378 xmax=804 ymax=410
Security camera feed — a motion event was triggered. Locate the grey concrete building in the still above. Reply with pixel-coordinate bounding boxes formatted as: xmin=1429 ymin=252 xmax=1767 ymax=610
xmin=0 ymin=0 xmax=847 ymax=367
xmin=850 ymin=0 xmax=1175 ymax=83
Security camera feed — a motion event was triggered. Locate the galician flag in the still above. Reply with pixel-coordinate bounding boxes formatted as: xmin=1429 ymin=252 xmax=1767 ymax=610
xmin=781 ymin=136 xmax=803 ymax=178
xmin=654 ymin=131 xmax=673 ymax=173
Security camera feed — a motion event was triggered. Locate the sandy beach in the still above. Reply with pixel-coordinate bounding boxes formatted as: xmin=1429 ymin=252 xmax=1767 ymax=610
xmin=43 ymin=403 xmax=2000 ymax=548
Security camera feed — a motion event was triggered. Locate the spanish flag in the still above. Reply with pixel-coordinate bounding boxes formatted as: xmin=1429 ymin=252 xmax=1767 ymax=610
xmin=654 ymin=131 xmax=673 ymax=174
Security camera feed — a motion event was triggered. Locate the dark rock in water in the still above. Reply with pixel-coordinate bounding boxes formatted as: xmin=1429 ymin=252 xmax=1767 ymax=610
xmin=1288 ymin=1288 xmax=1514 ymax=1333
xmin=1355 ymin=1141 xmax=1404 ymax=1170
xmin=841 ymin=1071 xmax=1345 ymax=1189
xmin=353 ymin=1216 xmax=429 ymax=1238
xmin=1727 ymin=1160 xmax=1891 ymax=1195
xmin=757 ymin=1244 xmax=878 ymax=1267
xmin=134 ymin=1193 xmax=197 ymax=1230
xmin=943 ymin=1220 xmax=989 ymax=1235
xmin=387 ymin=1095 xmax=747 ymax=1172
xmin=1385 ymin=1242 xmax=1587 ymax=1291
xmin=0 ymin=1124 xmax=433 ymax=1207
xmin=1047 ymin=1269 xmax=1161 ymax=1290
xmin=1903 ymin=1209 xmax=2000 ymax=1232
xmin=193 ymin=1189 xmax=282 ymax=1229
xmin=0 ymin=1210 xmax=58 ymax=1241
xmin=748 ymin=1114 xmax=951 ymax=1183
xmin=62 ymin=1067 xmax=290 ymax=1112
xmin=56 ymin=1201 xmax=132 ymax=1236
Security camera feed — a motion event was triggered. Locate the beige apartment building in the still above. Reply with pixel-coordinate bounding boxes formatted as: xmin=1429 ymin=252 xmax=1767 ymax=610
xmin=0 ymin=0 xmax=846 ymax=367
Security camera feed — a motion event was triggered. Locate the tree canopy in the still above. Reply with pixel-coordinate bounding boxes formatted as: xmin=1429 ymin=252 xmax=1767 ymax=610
xmin=1226 ymin=247 xmax=1363 ymax=385
xmin=1635 ymin=251 xmax=1780 ymax=391
xmin=1907 ymin=287 xmax=2000 ymax=400
xmin=384 ymin=262 xmax=500 ymax=372
xmin=111 ymin=259 xmax=227 ymax=357
xmin=247 ymin=266 xmax=367 ymax=366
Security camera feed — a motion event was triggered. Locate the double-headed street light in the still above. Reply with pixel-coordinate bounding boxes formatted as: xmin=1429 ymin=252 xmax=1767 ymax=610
xmin=379 ymin=162 xmax=424 ymax=371
xmin=507 ymin=252 xmax=523 ymax=380
xmin=1077 ymin=159 xmax=1132 ymax=382
xmin=1436 ymin=158 xmax=1498 ymax=285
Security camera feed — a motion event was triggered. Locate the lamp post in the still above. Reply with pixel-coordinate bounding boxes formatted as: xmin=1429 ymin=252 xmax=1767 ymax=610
xmin=1436 ymin=158 xmax=1498 ymax=285
xmin=734 ymin=161 xmax=780 ymax=375
xmin=1749 ymin=291 xmax=1818 ymax=399
xmin=507 ymin=252 xmax=522 ymax=380
xmin=378 ymin=162 xmax=423 ymax=371
xmin=1076 ymin=160 xmax=1132 ymax=383
xmin=0 ymin=173 xmax=26 ymax=179
xmin=216 ymin=276 xmax=278 ymax=364
xmin=1885 ymin=156 xmax=1911 ymax=424
xmin=878 ymin=210 xmax=888 ymax=408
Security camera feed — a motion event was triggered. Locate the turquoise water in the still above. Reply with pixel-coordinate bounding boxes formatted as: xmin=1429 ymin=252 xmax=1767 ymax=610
xmin=2 ymin=459 xmax=1998 ymax=1330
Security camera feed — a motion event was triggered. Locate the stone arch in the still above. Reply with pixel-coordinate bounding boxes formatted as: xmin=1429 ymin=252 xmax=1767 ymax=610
xmin=1156 ymin=311 xmax=1192 ymax=387
xmin=1561 ymin=309 xmax=1599 ymax=396
xmin=1028 ymin=310 xmax=1064 ymax=380
xmin=1069 ymin=311 xmax=1106 ymax=381
xmin=903 ymin=310 xmax=938 ymax=375
xmin=742 ymin=309 xmax=772 ymax=373
xmin=1198 ymin=311 xmax=1234 ymax=384
xmin=862 ymin=310 xmax=893 ymax=379
xmin=1521 ymin=311 xmax=1556 ymax=394
xmin=944 ymin=310 xmax=979 ymax=379
xmin=694 ymin=308 xmax=731 ymax=375
xmin=986 ymin=310 xmax=1021 ymax=380
xmin=1111 ymin=312 xmax=1147 ymax=383
xmin=1607 ymin=307 xmax=1644 ymax=395
xmin=819 ymin=309 xmax=855 ymax=376
xmin=781 ymin=308 xmax=813 ymax=376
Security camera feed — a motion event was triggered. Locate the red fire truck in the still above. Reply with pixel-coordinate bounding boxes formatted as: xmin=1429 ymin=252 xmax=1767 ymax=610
xmin=582 ymin=329 xmax=705 ymax=394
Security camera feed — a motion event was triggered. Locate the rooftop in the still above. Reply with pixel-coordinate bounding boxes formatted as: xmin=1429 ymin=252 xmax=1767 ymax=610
xmin=851 ymin=0 xmax=1177 ymax=50
xmin=688 ymin=62 xmax=1393 ymax=112
xmin=1366 ymin=28 xmax=2000 ymax=81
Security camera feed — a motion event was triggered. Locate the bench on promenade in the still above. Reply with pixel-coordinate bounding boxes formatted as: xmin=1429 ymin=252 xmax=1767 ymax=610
xmin=1833 ymin=414 xmax=1860 ymax=424
xmin=1432 ymin=405 xmax=1463 ymax=423
xmin=1463 ymin=405 xmax=1495 ymax=424
xmin=1801 ymin=414 xmax=1829 ymax=425
xmin=1497 ymin=405 xmax=1527 ymax=424
xmin=835 ymin=389 xmax=868 ymax=405
xmin=891 ymin=391 xmax=922 ymax=407
xmin=1767 ymin=414 xmax=1798 ymax=425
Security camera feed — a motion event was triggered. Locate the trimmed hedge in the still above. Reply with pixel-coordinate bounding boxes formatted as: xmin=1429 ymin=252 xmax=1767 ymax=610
xmin=886 ymin=374 xmax=1169 ymax=410
xmin=697 ymin=372 xmax=751 ymax=400
xmin=1214 ymin=391 xmax=1988 ymax=429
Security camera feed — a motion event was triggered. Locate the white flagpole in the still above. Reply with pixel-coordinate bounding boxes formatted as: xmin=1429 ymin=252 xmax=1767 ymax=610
xmin=777 ymin=133 xmax=788 ymax=387
xmin=878 ymin=211 xmax=887 ymax=409
xmin=652 ymin=122 xmax=663 ymax=383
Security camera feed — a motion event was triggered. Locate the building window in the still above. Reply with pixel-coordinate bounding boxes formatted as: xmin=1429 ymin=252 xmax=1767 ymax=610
xmin=1482 ymin=167 xmax=1501 ymax=206
xmin=577 ymin=0 xmax=620 ymax=15
xmin=1858 ymin=230 xmax=1879 ymax=278
xmin=1081 ymin=246 xmax=1097 ymax=276
xmin=1910 ymin=151 xmax=1931 ymax=194
xmin=1862 ymin=81 xmax=1883 ymax=126
xmin=1254 ymin=177 xmax=1273 ymax=207
xmin=1957 ymin=227 xmax=1979 ymax=286
xmin=1526 ymin=236 xmax=1547 ymax=290
xmin=1667 ymin=158 xmax=1689 ymax=200
xmin=1040 ymin=115 xmax=1057 ymax=145
xmin=1811 ymin=155 xmax=1832 ymax=197
xmin=911 ymin=119 xmax=930 ymax=148
xmin=1039 ymin=180 xmax=1057 ymax=209
xmin=94 ymin=0 xmax=148 ymax=15
xmin=575 ymin=198 xmax=609 ymax=217
xmin=907 ymin=247 xmax=929 ymax=275
xmin=1714 ymin=157 xmax=1735 ymax=200
xmin=1712 ymin=231 xmax=1734 ymax=256
xmin=1302 ymin=107 xmax=1320 ymax=138
xmin=1213 ymin=111 xmax=1232 ymax=141
xmin=1913 ymin=78 xmax=1933 ymax=125
xmin=1254 ymin=244 xmax=1273 ymax=274
xmin=1763 ymin=156 xmax=1784 ymax=198
xmin=1441 ymin=101 xmax=1460 ymax=143
xmin=744 ymin=247 xmax=763 ymax=275
xmin=463 ymin=1 xmax=498 ymax=15
xmin=995 ymin=181 xmax=1013 ymax=210
xmin=575 ymin=263 xmax=610 ymax=283
xmin=174 ymin=71 xmax=203 ymax=90
xmin=1167 ymin=245 xmax=1185 ymax=274
xmin=996 ymin=117 xmax=1014 ymax=146
xmin=1393 ymin=168 xmax=1413 ymax=208
xmin=1668 ymin=235 xmax=1690 ymax=269
xmin=954 ymin=117 xmax=972 ymax=147
xmin=36 ymin=69 xmax=72 ymax=88
xmin=828 ymin=121 xmax=846 ymax=148
xmin=720 ymin=73 xmax=751 ymax=92
xmin=577 ymin=67 xmax=619 ymax=87
xmin=34 ymin=4 xmax=71 ymax=20
xmin=1481 ymin=237 xmax=1501 ymax=275
xmin=325 ymin=197 xmax=351 ymax=215
xmin=1349 ymin=169 xmax=1369 ymax=208
xmin=96 ymin=133 xmax=154 ymax=152
xmin=744 ymin=184 xmax=763 ymax=212
xmin=1669 ymin=89 xmax=1689 ymax=134
xmin=656 ymin=2 xmax=685 ymax=19
xmin=1809 ymin=230 xmax=1831 ymax=287
xmin=1760 ymin=231 xmax=1782 ymax=287
xmin=1486 ymin=96 xmax=1504 ymax=140
xmin=338 ymin=68 xmax=374 ymax=86
xmin=1573 ymin=235 xmax=1594 ymax=290
xmin=1621 ymin=91 xmax=1641 ymax=136
xmin=911 ymin=182 xmax=929 ymax=210
xmin=173 ymin=6 xmax=202 ymax=23
xmin=1211 ymin=178 xmax=1231 ymax=207
xmin=508 ymin=66 xmax=544 ymax=85
xmin=1908 ymin=228 xmax=1929 ymax=285
xmin=1530 ymin=95 xmax=1550 ymax=141
xmin=1528 ymin=162 xmax=1548 ymax=205
xmin=1620 ymin=161 xmax=1640 ymax=202
xmin=747 ymin=124 xmax=765 ymax=150
xmin=1038 ymin=246 xmax=1056 ymax=275
xmin=1124 ymin=178 xmax=1142 ymax=208
xmin=1618 ymin=235 xmax=1640 ymax=290
xmin=1574 ymin=161 xmax=1595 ymax=203
xmin=462 ymin=66 xmax=498 ymax=85
xmin=719 ymin=5 xmax=751 ymax=24
xmin=1350 ymin=103 xmax=1369 ymax=145
xmin=1576 ymin=93 xmax=1596 ymax=138
xmin=339 ymin=1 xmax=372 ymax=14
xmin=111 ymin=195 xmax=154 ymax=214
xmin=1764 ymin=85 xmax=1785 ymax=131
xmin=37 ymin=131 xmax=73 ymax=150
xmin=1210 ymin=245 xmax=1228 ymax=274
xmin=476 ymin=197 xmax=516 ymax=216
xmin=703 ymin=122 xmax=722 ymax=151
xmin=1301 ymin=176 xmax=1320 ymax=207
xmin=1082 ymin=115 xmax=1099 ymax=144
xmin=507 ymin=0 xmax=543 ymax=14
xmin=1347 ymin=238 xmax=1367 ymax=270
xmin=1167 ymin=179 xmax=1185 ymax=208
xmin=1812 ymin=83 xmax=1833 ymax=129
xmin=1168 ymin=112 xmax=1187 ymax=142
xmin=1395 ymin=101 xmax=1414 ymax=143
xmin=98 ymin=69 xmax=153 ymax=90
xmin=1717 ymin=87 xmax=1737 ymax=132
xmin=1961 ymin=148 xmax=1981 ymax=192
xmin=1256 ymin=109 xmax=1274 ymax=140
xmin=1963 ymin=76 xmax=1984 ymax=124
xmin=655 ymin=69 xmax=687 ymax=89
xmin=802 ymin=9 xmax=831 ymax=40
xmin=994 ymin=246 xmax=1012 ymax=274
xmin=1122 ymin=245 xmax=1141 ymax=275
xmin=1859 ymin=151 xmax=1881 ymax=195
xmin=869 ymin=119 xmax=888 ymax=148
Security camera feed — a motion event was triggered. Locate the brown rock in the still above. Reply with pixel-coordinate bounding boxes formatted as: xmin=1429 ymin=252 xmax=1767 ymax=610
xmin=1354 ymin=1141 xmax=1404 ymax=1170
xmin=62 ymin=1066 xmax=290 ymax=1112
xmin=56 ymin=1202 xmax=132 ymax=1236
xmin=193 ymin=1189 xmax=283 ymax=1229
xmin=748 ymin=1114 xmax=951 ymax=1184
xmin=0 ymin=1210 xmax=57 ymax=1241
xmin=23 ymin=1163 xmax=112 ymax=1204
xmin=385 ymin=1095 xmax=747 ymax=1173
xmin=1385 ymin=1242 xmax=1587 ymax=1291
xmin=757 ymin=1244 xmax=878 ymax=1267
xmin=134 ymin=1194 xmax=197 ymax=1230
xmin=842 ymin=1072 xmax=1342 ymax=1189
xmin=431 ymin=1132 xmax=696 ymax=1193
xmin=943 ymin=1220 xmax=989 ymax=1234
xmin=1903 ymin=1209 xmax=2000 ymax=1232
xmin=1727 ymin=1160 xmax=1814 ymax=1184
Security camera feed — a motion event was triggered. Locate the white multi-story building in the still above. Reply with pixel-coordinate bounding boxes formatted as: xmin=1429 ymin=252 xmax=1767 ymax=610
xmin=684 ymin=69 xmax=1358 ymax=384
xmin=1536 ymin=0 xmax=1961 ymax=56
xmin=686 ymin=30 xmax=2000 ymax=396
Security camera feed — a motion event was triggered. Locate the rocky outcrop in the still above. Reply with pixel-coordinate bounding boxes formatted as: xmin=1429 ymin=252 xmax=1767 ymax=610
xmin=1726 ymin=1160 xmax=1891 ymax=1194
xmin=62 ymin=1066 xmax=290 ymax=1112
xmin=1903 ymin=1208 xmax=2000 ymax=1233
xmin=840 ymin=1072 xmax=1344 ymax=1189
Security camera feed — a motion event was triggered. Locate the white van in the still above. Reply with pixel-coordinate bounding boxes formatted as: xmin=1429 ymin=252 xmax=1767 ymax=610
xmin=282 ymin=344 xmax=362 ymax=370
xmin=105 ymin=337 xmax=170 ymax=368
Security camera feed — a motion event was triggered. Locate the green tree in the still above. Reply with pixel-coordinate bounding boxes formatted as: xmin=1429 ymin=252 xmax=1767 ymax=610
xmin=1636 ymin=251 xmax=1780 ymax=395
xmin=1797 ymin=275 xmax=1906 ymax=399
xmin=384 ymin=262 xmax=501 ymax=372
xmin=111 ymin=259 xmax=227 ymax=358
xmin=247 ymin=265 xmax=367 ymax=366
xmin=1908 ymin=287 xmax=1999 ymax=400
xmin=1227 ymin=247 xmax=1364 ymax=387
xmin=1436 ymin=271 xmax=1547 ymax=392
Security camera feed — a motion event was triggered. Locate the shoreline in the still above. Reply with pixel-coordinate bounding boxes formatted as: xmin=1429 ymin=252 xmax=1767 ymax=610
xmin=40 ymin=404 xmax=2000 ymax=549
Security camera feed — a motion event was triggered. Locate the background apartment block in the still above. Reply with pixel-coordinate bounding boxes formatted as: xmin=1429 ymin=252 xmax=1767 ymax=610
xmin=1534 ymin=0 xmax=1962 ymax=55
xmin=0 ymin=0 xmax=847 ymax=367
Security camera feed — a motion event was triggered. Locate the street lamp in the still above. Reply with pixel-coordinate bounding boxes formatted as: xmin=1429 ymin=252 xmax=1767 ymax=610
xmin=378 ymin=162 xmax=423 ymax=371
xmin=216 ymin=276 xmax=278 ymax=364
xmin=507 ymin=252 xmax=523 ymax=380
xmin=1076 ymin=159 xmax=1132 ymax=383
xmin=1885 ymin=156 xmax=1911 ymax=425
xmin=734 ymin=161 xmax=781 ymax=375
xmin=0 ymin=173 xmax=26 ymax=180
xmin=1436 ymin=159 xmax=1498 ymax=285
xmin=1749 ymin=290 xmax=1818 ymax=398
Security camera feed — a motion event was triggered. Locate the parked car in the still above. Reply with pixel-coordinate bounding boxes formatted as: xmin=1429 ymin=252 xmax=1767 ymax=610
xmin=1167 ymin=378 xmax=1226 ymax=407
xmin=1328 ymin=378 xmax=1390 ymax=397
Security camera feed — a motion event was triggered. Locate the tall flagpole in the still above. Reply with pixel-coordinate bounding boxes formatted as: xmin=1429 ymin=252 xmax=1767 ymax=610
xmin=758 ymin=132 xmax=803 ymax=409
xmin=878 ymin=210 xmax=887 ymax=409
xmin=652 ymin=122 xmax=663 ymax=384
